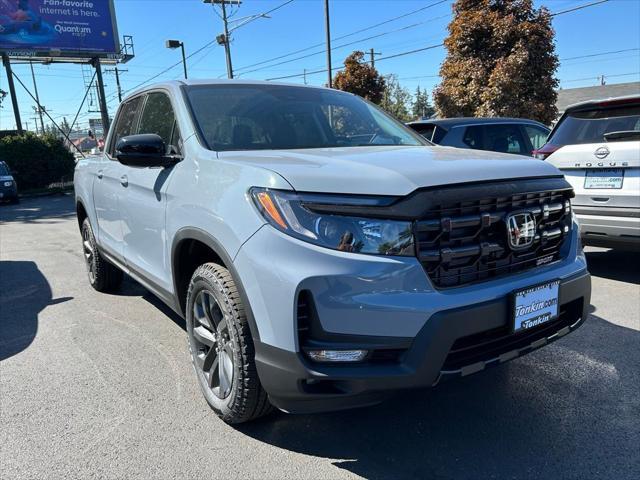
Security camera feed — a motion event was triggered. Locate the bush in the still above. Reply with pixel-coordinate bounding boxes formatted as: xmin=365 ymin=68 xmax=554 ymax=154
xmin=0 ymin=133 xmax=75 ymax=191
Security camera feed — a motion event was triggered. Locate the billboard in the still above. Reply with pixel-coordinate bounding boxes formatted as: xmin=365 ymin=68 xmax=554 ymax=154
xmin=0 ymin=0 xmax=119 ymax=59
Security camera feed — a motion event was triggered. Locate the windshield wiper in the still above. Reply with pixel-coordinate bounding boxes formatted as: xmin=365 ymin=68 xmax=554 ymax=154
xmin=604 ymin=130 xmax=640 ymax=142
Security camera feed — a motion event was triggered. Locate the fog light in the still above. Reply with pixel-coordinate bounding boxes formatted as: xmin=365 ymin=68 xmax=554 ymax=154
xmin=306 ymin=349 xmax=368 ymax=363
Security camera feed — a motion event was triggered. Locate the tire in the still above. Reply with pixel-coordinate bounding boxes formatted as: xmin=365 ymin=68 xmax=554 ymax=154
xmin=186 ymin=263 xmax=273 ymax=424
xmin=81 ymin=218 xmax=123 ymax=292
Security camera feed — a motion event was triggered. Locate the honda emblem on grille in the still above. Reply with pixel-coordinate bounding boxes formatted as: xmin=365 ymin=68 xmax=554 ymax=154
xmin=506 ymin=212 xmax=536 ymax=250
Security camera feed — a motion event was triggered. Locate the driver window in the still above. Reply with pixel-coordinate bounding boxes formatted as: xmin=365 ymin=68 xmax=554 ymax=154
xmin=137 ymin=92 xmax=181 ymax=154
xmin=109 ymin=96 xmax=142 ymax=157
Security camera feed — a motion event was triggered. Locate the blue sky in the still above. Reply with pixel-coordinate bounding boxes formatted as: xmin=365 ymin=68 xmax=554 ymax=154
xmin=1 ymin=0 xmax=639 ymax=131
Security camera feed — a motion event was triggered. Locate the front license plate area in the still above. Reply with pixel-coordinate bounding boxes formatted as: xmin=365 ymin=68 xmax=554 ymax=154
xmin=513 ymin=280 xmax=560 ymax=333
xmin=584 ymin=168 xmax=624 ymax=189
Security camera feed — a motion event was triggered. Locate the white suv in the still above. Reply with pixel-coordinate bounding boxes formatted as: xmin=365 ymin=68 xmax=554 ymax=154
xmin=538 ymin=95 xmax=640 ymax=250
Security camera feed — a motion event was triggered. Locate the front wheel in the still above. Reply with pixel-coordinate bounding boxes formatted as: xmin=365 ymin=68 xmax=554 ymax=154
xmin=186 ymin=263 xmax=272 ymax=424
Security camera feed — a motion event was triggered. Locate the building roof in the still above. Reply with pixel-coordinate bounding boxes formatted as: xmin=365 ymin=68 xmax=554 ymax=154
xmin=556 ymin=81 xmax=640 ymax=113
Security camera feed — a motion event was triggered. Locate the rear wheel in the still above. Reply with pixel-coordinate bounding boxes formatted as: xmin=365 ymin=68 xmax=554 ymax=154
xmin=81 ymin=218 xmax=123 ymax=292
xmin=186 ymin=263 xmax=272 ymax=424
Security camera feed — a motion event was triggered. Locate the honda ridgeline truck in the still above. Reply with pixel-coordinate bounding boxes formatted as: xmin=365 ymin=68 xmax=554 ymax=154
xmin=74 ymin=80 xmax=591 ymax=423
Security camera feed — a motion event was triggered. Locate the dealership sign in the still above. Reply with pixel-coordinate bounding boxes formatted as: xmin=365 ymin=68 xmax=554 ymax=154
xmin=0 ymin=0 xmax=119 ymax=59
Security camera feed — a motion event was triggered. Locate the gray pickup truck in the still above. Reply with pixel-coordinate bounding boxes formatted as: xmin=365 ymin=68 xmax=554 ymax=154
xmin=74 ymin=80 xmax=591 ymax=424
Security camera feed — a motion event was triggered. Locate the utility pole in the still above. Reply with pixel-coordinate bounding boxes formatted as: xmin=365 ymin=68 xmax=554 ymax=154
xmin=2 ymin=54 xmax=23 ymax=135
xmin=205 ymin=0 xmax=240 ymax=79
xmin=324 ymin=0 xmax=332 ymax=88
xmin=369 ymin=48 xmax=381 ymax=69
xmin=29 ymin=61 xmax=45 ymax=135
xmin=91 ymin=58 xmax=111 ymax=135
xmin=303 ymin=69 xmax=307 ymax=85
xmin=221 ymin=0 xmax=233 ymax=79
xmin=106 ymin=66 xmax=127 ymax=102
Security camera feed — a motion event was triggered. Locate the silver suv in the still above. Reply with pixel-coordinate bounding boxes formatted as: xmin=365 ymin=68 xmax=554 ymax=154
xmin=539 ymin=95 xmax=640 ymax=250
xmin=74 ymin=80 xmax=591 ymax=424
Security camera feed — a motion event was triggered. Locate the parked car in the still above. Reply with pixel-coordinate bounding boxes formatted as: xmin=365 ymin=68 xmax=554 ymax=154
xmin=0 ymin=161 xmax=18 ymax=203
xmin=539 ymin=95 xmax=640 ymax=250
xmin=407 ymin=117 xmax=550 ymax=156
xmin=74 ymin=80 xmax=590 ymax=424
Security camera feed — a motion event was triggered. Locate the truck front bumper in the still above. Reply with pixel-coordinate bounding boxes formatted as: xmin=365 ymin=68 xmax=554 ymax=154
xmin=254 ymin=271 xmax=590 ymax=414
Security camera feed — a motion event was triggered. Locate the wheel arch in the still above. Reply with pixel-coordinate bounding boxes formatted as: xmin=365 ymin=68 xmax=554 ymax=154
xmin=171 ymin=228 xmax=261 ymax=341
xmin=76 ymin=199 xmax=88 ymax=232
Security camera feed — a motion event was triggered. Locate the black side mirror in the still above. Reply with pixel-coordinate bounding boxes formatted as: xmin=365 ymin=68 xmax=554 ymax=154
xmin=115 ymin=134 xmax=179 ymax=168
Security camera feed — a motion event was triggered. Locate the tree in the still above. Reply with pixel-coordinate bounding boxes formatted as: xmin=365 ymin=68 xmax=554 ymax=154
xmin=434 ymin=0 xmax=559 ymax=124
xmin=333 ymin=51 xmax=386 ymax=104
xmin=380 ymin=75 xmax=412 ymax=122
xmin=412 ymin=86 xmax=435 ymax=120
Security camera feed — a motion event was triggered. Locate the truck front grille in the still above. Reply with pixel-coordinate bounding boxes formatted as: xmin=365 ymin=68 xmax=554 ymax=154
xmin=415 ymin=181 xmax=574 ymax=288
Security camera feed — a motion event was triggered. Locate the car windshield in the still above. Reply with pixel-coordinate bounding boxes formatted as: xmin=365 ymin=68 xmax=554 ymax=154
xmin=548 ymin=102 xmax=640 ymax=146
xmin=185 ymin=84 xmax=426 ymax=151
xmin=0 ymin=163 xmax=9 ymax=176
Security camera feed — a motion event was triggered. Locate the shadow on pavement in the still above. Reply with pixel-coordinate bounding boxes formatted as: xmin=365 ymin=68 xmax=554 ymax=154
xmin=114 ymin=275 xmax=187 ymax=331
xmin=0 ymin=261 xmax=72 ymax=361
xmin=585 ymin=249 xmax=640 ymax=285
xmin=237 ymin=314 xmax=639 ymax=480
xmin=0 ymin=194 xmax=76 ymax=224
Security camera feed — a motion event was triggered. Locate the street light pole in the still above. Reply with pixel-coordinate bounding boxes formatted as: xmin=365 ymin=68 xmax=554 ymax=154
xmin=180 ymin=43 xmax=188 ymax=79
xmin=324 ymin=0 xmax=332 ymax=88
xmin=166 ymin=40 xmax=188 ymax=79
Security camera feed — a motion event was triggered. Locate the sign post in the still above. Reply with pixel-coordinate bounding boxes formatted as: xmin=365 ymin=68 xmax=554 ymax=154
xmin=2 ymin=54 xmax=22 ymax=134
xmin=91 ymin=57 xmax=110 ymax=135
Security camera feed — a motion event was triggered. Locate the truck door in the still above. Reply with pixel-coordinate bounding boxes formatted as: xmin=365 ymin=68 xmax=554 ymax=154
xmin=119 ymin=91 xmax=181 ymax=293
xmin=93 ymin=96 xmax=143 ymax=263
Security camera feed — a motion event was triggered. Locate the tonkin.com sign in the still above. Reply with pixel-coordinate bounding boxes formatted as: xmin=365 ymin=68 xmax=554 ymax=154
xmin=0 ymin=0 xmax=120 ymax=59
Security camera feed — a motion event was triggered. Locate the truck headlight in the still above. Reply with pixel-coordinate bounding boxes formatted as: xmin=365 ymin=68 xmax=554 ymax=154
xmin=250 ymin=188 xmax=414 ymax=256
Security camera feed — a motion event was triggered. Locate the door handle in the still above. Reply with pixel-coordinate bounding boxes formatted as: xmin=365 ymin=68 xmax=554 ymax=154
xmin=120 ymin=175 xmax=128 ymax=187
xmin=97 ymin=170 xmax=103 ymax=179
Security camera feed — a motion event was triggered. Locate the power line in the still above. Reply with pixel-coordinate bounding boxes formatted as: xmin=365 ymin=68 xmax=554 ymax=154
xmin=551 ymin=0 xmax=610 ymax=16
xmin=266 ymin=42 xmax=444 ymax=81
xmin=561 ymin=47 xmax=639 ymax=61
xmin=561 ymin=71 xmax=640 ymax=84
xmin=234 ymin=0 xmax=448 ymax=74
xmin=237 ymin=14 xmax=449 ymax=77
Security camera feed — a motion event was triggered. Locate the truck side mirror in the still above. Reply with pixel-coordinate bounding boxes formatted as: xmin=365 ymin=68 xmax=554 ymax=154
xmin=115 ymin=134 xmax=179 ymax=168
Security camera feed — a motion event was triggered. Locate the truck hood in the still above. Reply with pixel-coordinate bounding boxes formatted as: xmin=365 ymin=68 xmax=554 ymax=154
xmin=219 ymin=145 xmax=562 ymax=195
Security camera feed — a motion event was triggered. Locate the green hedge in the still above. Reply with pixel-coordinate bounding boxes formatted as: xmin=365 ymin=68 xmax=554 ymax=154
xmin=0 ymin=133 xmax=75 ymax=191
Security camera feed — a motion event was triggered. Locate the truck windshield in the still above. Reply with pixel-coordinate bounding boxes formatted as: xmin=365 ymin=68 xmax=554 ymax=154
xmin=185 ymin=84 xmax=425 ymax=151
xmin=549 ymin=103 xmax=640 ymax=146
xmin=0 ymin=164 xmax=9 ymax=176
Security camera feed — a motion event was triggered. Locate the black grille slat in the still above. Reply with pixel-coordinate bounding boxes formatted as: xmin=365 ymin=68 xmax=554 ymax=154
xmin=416 ymin=185 xmax=573 ymax=288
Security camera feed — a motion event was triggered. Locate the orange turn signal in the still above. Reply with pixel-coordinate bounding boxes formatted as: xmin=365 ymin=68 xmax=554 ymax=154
xmin=256 ymin=191 xmax=288 ymax=230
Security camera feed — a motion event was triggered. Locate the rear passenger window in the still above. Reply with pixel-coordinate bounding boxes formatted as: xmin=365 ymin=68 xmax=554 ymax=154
xmin=138 ymin=92 xmax=181 ymax=154
xmin=109 ymin=96 xmax=142 ymax=156
xmin=483 ymin=124 xmax=528 ymax=155
xmin=463 ymin=126 xmax=484 ymax=149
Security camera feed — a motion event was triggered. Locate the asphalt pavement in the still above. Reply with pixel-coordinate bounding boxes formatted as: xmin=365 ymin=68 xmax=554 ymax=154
xmin=1 ymin=195 xmax=639 ymax=480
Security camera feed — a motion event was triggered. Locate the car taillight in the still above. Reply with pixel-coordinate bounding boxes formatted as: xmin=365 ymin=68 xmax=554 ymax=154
xmin=533 ymin=143 xmax=561 ymax=160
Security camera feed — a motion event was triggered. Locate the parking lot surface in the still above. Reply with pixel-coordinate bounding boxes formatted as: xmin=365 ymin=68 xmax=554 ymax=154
xmin=1 ymin=195 xmax=639 ymax=480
